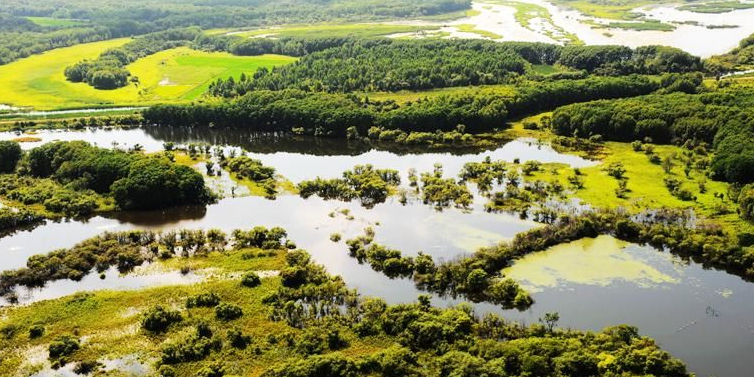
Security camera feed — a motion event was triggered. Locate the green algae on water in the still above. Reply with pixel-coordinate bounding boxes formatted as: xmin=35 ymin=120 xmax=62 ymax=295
xmin=503 ymin=235 xmax=679 ymax=292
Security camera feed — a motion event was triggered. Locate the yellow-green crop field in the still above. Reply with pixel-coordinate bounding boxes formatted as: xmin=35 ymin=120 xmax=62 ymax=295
xmin=0 ymin=41 xmax=296 ymax=110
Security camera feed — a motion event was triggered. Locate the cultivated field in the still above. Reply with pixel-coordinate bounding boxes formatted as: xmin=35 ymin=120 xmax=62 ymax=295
xmin=0 ymin=42 xmax=295 ymax=110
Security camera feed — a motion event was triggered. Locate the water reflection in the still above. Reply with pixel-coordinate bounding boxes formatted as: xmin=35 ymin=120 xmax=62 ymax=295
xmin=490 ymin=240 xmax=754 ymax=377
xmin=0 ymin=127 xmax=596 ymax=183
xmin=0 ymin=127 xmax=751 ymax=377
xmin=0 ymin=195 xmax=536 ymax=279
xmin=0 ymin=266 xmax=204 ymax=307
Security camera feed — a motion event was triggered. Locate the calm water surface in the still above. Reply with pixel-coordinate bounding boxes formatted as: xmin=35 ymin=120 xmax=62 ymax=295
xmin=0 ymin=128 xmax=751 ymax=377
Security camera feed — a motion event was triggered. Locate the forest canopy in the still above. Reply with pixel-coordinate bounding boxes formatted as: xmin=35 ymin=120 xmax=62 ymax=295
xmin=0 ymin=0 xmax=470 ymax=65
xmin=551 ymin=86 xmax=754 ymax=183
xmin=204 ymin=39 xmax=702 ymax=94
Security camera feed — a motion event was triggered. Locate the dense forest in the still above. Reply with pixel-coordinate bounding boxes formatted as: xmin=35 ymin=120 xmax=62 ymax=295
xmin=0 ymin=140 xmax=213 ymax=220
xmin=551 ymin=86 xmax=754 ymax=183
xmin=0 ymin=0 xmax=470 ymax=65
xmin=145 ymin=75 xmax=659 ymax=136
xmin=205 ymin=40 xmax=702 ymax=94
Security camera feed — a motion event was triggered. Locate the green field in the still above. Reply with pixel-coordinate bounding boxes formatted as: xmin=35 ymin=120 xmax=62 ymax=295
xmin=25 ymin=16 xmax=85 ymax=27
xmin=678 ymin=0 xmax=754 ymax=13
xmin=553 ymin=0 xmax=652 ymax=20
xmin=0 ymin=42 xmax=295 ymax=110
xmin=455 ymin=24 xmax=503 ymax=39
xmin=232 ymin=23 xmax=441 ymax=39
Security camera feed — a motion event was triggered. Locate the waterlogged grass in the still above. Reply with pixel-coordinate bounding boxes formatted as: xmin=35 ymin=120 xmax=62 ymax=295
xmin=551 ymin=0 xmax=678 ymax=32
xmin=235 ymin=23 xmax=441 ymax=39
xmin=553 ymin=0 xmax=650 ymax=20
xmin=25 ymin=17 xmax=85 ymax=27
xmin=0 ymin=247 xmax=390 ymax=376
xmin=0 ymin=42 xmax=294 ymax=110
xmin=678 ymin=1 xmax=754 ymax=14
xmin=455 ymin=24 xmax=503 ymax=39
xmin=606 ymin=20 xmax=676 ymax=31
xmin=158 ymin=248 xmax=287 ymax=274
xmin=488 ymin=0 xmax=581 ymax=44
xmin=503 ymin=235 xmax=679 ymax=292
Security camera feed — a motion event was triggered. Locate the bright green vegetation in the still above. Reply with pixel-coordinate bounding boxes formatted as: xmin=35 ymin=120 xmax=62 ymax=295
xmin=553 ymin=0 xmax=651 ymax=20
xmin=0 ymin=140 xmax=213 ymax=225
xmin=455 ymin=24 xmax=503 ymax=39
xmin=678 ymin=0 xmax=754 ymax=13
xmin=64 ymin=29 xmax=203 ymax=90
xmin=490 ymin=0 xmax=581 ymax=44
xmin=0 ymin=40 xmax=295 ymax=110
xmin=0 ymin=0 xmax=471 ymax=66
xmin=503 ymin=235 xmax=678 ymax=292
xmin=606 ymin=20 xmax=676 ymax=31
xmin=707 ymin=32 xmax=754 ymax=72
xmin=219 ymin=155 xmax=295 ymax=198
xmin=233 ymin=23 xmax=442 ymax=39
xmin=551 ymin=84 xmax=754 ymax=184
xmin=298 ymin=165 xmax=401 ymax=208
xmin=25 ymin=17 xmax=84 ymax=27
xmin=0 ymin=228 xmax=691 ymax=377
xmin=146 ymin=74 xmax=667 ymax=138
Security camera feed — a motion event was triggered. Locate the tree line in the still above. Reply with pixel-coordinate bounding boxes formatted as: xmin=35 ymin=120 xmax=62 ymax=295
xmin=551 ymin=85 xmax=754 ymax=184
xmin=145 ymin=75 xmax=659 ymax=137
xmin=204 ymin=39 xmax=702 ymax=95
xmin=0 ymin=140 xmax=213 ymax=219
xmin=0 ymin=0 xmax=471 ymax=66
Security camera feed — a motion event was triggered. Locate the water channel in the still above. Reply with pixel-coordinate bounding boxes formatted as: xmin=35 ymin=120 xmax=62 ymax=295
xmin=0 ymin=127 xmax=752 ymax=377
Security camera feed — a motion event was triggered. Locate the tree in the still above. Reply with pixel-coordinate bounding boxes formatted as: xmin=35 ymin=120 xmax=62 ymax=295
xmin=241 ymin=272 xmax=262 ymax=288
xmin=539 ymin=312 xmax=560 ymax=333
xmin=141 ymin=305 xmax=182 ymax=333
xmin=111 ymin=157 xmax=211 ymax=210
xmin=0 ymin=141 xmax=22 ymax=173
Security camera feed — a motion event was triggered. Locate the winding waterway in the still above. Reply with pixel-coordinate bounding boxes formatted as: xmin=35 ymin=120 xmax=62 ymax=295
xmin=0 ymin=128 xmax=752 ymax=377
xmin=391 ymin=1 xmax=754 ymax=57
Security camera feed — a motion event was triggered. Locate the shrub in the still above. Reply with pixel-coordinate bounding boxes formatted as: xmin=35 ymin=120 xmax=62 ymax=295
xmin=227 ymin=328 xmax=251 ymax=349
xmin=186 ymin=293 xmax=221 ymax=308
xmin=215 ymin=303 xmax=243 ymax=321
xmin=196 ymin=362 xmax=225 ymax=377
xmin=48 ymin=335 xmax=80 ymax=359
xmin=141 ymin=306 xmax=182 ymax=333
xmin=240 ymin=272 xmax=261 ymax=288
xmin=29 ymin=324 xmax=45 ymax=339
xmin=739 ymin=185 xmax=754 ymax=222
xmin=111 ymin=157 xmax=212 ymax=210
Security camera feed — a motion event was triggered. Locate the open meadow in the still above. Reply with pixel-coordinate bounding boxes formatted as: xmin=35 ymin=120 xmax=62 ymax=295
xmin=0 ymin=42 xmax=295 ymax=110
